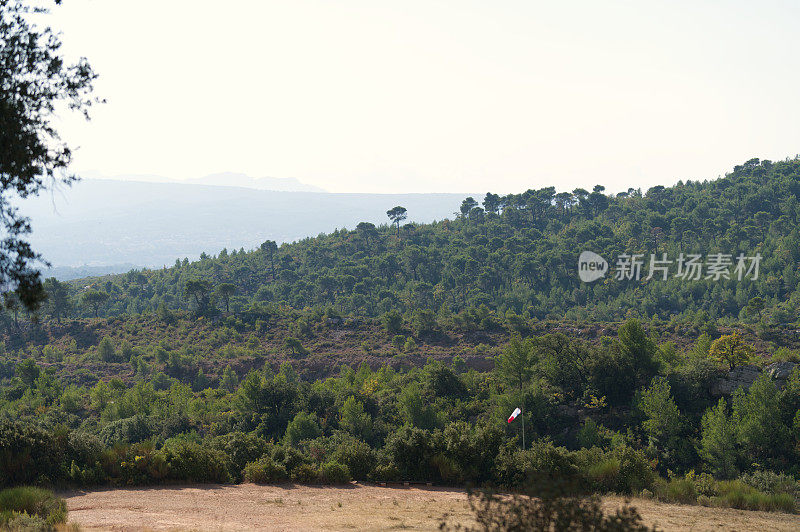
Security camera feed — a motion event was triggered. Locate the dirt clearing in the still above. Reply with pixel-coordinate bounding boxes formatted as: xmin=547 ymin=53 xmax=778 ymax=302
xmin=62 ymin=483 xmax=800 ymax=531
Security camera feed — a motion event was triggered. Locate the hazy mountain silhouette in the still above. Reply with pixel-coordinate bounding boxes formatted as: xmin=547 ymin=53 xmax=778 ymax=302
xmin=19 ymin=179 xmax=469 ymax=278
xmin=80 ymin=171 xmax=326 ymax=192
xmin=184 ymin=172 xmax=326 ymax=192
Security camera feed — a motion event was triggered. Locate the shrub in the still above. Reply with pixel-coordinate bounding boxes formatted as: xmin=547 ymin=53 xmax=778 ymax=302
xmin=576 ymin=419 xmax=609 ymax=450
xmin=67 ymin=431 xmax=104 ymax=470
xmin=739 ymin=470 xmax=800 ymax=498
xmin=67 ymin=433 xmax=106 ymax=486
xmin=371 ymin=461 xmax=401 ymax=482
xmin=330 ymin=438 xmax=376 ymax=480
xmin=403 ymin=337 xmax=418 ymax=353
xmin=577 ymin=446 xmax=654 ymax=494
xmin=411 ymin=309 xmax=437 ymax=336
xmin=102 ymin=443 xmax=168 ymax=485
xmin=0 ymin=421 xmax=67 ymax=487
xmin=0 ymin=487 xmax=67 ymax=528
xmin=99 ymin=415 xmax=152 ymax=446
xmin=243 ymin=457 xmax=288 ymax=483
xmin=392 ymin=335 xmax=406 ymax=350
xmin=320 ymin=461 xmax=351 ymax=484
xmin=713 ymin=480 xmax=796 ymax=513
xmin=0 ymin=511 xmax=50 ymax=531
xmin=771 ymin=347 xmax=800 ymax=364
xmin=271 ymin=445 xmax=312 ymax=475
xmin=162 ymin=441 xmax=231 ymax=483
xmin=291 ymin=463 xmax=321 ymax=483
xmin=382 ymin=310 xmax=403 ymax=335
xmin=613 ymin=446 xmax=655 ymax=494
xmin=284 ymin=412 xmax=321 ymax=446
xmin=691 ymin=472 xmax=718 ymax=497
xmin=587 ymin=459 xmax=620 ymax=492
xmin=440 ymin=421 xmax=504 ymax=485
xmin=385 ymin=426 xmax=442 ymax=481
xmin=210 ymin=432 xmax=270 ymax=480
xmin=653 ymin=477 xmax=697 ymax=504
xmin=495 ymin=439 xmax=581 ymax=490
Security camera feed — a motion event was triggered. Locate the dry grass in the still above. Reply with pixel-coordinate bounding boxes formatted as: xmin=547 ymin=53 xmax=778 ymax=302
xmin=61 ymin=483 xmax=800 ymax=531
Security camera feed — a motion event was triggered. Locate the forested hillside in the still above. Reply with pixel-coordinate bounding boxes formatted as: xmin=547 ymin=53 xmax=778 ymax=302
xmin=13 ymin=157 xmax=800 ymax=326
xmin=3 ymin=158 xmax=800 ymax=517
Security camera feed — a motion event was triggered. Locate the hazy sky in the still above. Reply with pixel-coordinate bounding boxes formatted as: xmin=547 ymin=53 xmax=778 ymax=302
xmin=51 ymin=0 xmax=800 ymax=194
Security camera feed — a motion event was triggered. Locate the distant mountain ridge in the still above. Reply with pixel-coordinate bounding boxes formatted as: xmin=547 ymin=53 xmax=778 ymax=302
xmin=80 ymin=171 xmax=327 ymax=192
xmin=183 ymin=172 xmax=326 ymax=192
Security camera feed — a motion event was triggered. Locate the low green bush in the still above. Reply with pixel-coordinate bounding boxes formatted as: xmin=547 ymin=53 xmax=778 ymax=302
xmin=761 ymin=493 xmax=797 ymax=513
xmin=330 ymin=438 xmax=376 ymax=480
xmin=99 ymin=415 xmax=152 ymax=446
xmin=690 ymin=472 xmax=718 ymax=497
xmin=320 ymin=461 xmax=351 ymax=484
xmin=210 ymin=432 xmax=271 ymax=480
xmin=575 ymin=446 xmax=655 ymax=494
xmin=102 ymin=443 xmax=168 ymax=485
xmin=738 ymin=470 xmax=800 ymax=498
xmin=0 ymin=487 xmax=67 ymax=528
xmin=713 ymin=480 xmax=796 ymax=513
xmin=67 ymin=432 xmax=106 ymax=486
xmin=653 ymin=477 xmax=697 ymax=504
xmin=0 ymin=421 xmax=66 ymax=487
xmin=271 ymin=445 xmax=312 ymax=476
xmin=371 ymin=461 xmax=400 ymax=482
xmin=162 ymin=440 xmax=231 ymax=483
xmin=243 ymin=457 xmax=288 ymax=483
xmin=587 ymin=458 xmax=620 ymax=492
xmin=291 ymin=463 xmax=321 ymax=483
xmin=283 ymin=412 xmax=322 ymax=446
xmin=495 ymin=439 xmax=581 ymax=489
xmin=576 ymin=419 xmax=610 ymax=450
xmin=0 ymin=510 xmax=50 ymax=531
xmin=612 ymin=446 xmax=655 ymax=494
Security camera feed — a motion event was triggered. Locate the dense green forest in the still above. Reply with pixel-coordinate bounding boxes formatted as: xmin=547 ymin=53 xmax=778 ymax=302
xmin=8 ymin=157 xmax=800 ymax=327
xmin=3 ymin=158 xmax=800 ymax=516
xmin=2 ymin=320 xmax=800 ymax=513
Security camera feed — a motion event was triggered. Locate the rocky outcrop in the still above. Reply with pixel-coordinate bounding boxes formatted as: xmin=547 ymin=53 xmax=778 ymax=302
xmin=712 ymin=364 xmax=761 ymax=396
xmin=712 ymin=361 xmax=798 ymax=396
xmin=764 ymin=361 xmax=798 ymax=388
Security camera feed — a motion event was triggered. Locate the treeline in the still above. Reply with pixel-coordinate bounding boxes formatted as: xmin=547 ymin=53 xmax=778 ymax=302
xmin=2 ymin=320 xmax=800 ymax=512
xmin=5 ymin=157 xmax=800 ymax=329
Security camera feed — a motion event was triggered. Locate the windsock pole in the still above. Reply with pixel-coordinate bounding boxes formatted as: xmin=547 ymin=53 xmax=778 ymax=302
xmin=521 ymin=406 xmax=525 ymax=450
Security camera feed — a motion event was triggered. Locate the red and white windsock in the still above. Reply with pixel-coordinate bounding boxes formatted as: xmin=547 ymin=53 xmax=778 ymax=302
xmin=508 ymin=407 xmax=522 ymax=423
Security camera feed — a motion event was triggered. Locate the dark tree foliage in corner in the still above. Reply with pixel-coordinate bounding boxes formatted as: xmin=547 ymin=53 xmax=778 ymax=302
xmin=0 ymin=0 xmax=99 ymax=309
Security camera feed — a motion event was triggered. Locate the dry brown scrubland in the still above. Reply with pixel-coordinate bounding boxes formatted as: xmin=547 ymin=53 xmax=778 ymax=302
xmin=62 ymin=483 xmax=800 ymax=531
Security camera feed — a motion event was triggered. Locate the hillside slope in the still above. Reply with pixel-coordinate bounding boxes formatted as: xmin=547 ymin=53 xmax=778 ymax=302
xmin=4 ymin=159 xmax=800 ymax=506
xmin=22 ymin=157 xmax=800 ymax=326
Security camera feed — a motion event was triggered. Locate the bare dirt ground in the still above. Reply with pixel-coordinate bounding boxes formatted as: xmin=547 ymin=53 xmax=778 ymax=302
xmin=61 ymin=483 xmax=800 ymax=531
